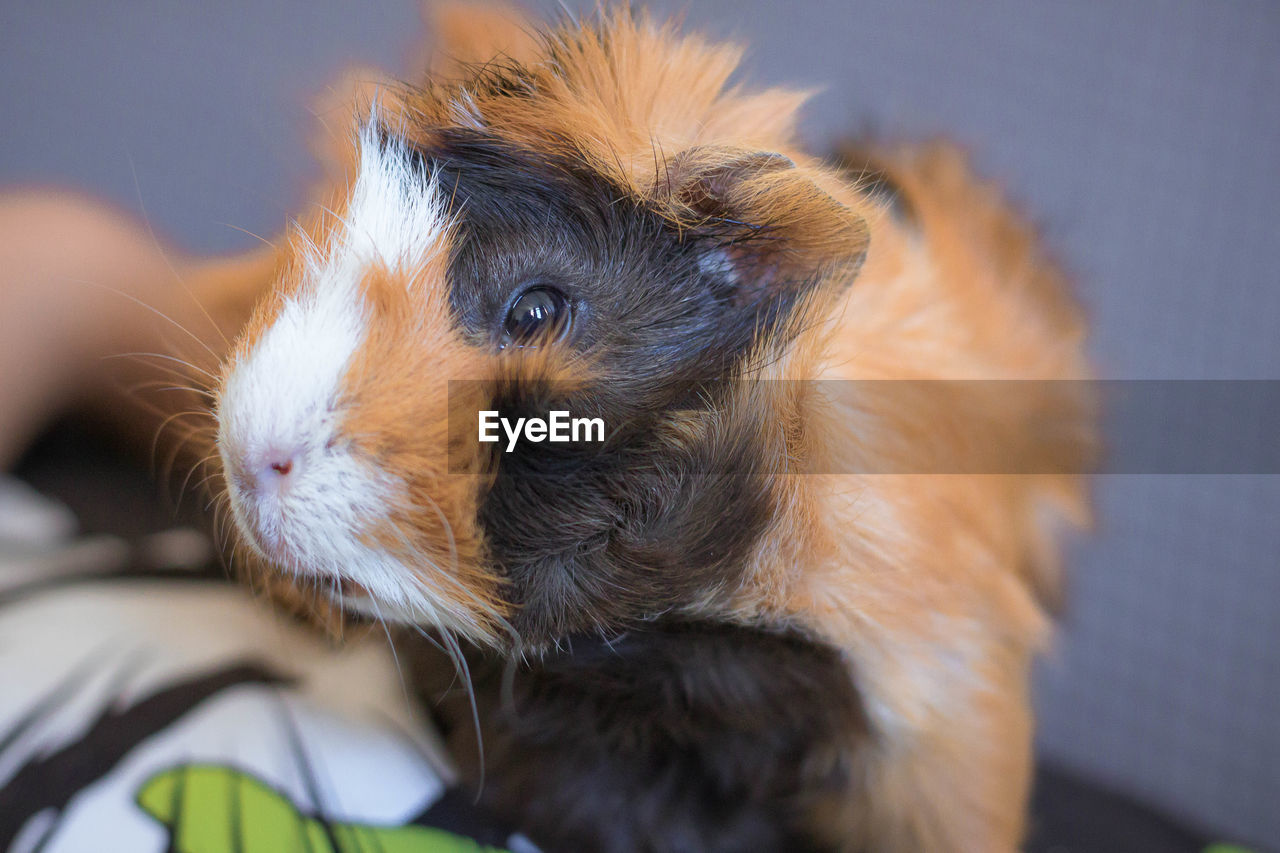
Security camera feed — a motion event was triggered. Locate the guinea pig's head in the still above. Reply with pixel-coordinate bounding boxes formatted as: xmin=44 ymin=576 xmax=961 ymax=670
xmin=213 ymin=12 xmax=870 ymax=651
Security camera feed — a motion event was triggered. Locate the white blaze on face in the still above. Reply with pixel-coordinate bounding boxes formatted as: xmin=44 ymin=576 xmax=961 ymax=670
xmin=217 ymin=121 xmax=454 ymax=621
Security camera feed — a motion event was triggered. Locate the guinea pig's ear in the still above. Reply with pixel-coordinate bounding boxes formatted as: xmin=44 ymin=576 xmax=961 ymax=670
xmin=664 ymin=146 xmax=870 ymax=310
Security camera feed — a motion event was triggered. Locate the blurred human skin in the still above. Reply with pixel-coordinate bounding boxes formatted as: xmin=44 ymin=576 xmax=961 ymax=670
xmin=0 ymin=192 xmax=270 ymax=471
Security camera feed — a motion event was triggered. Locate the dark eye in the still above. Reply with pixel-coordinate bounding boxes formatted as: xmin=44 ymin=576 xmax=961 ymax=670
xmin=503 ymin=285 xmax=571 ymax=345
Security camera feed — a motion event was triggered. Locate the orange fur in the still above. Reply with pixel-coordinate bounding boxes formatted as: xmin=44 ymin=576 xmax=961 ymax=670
xmin=343 ymin=261 xmax=504 ymax=638
xmin=731 ymin=144 xmax=1093 ymax=848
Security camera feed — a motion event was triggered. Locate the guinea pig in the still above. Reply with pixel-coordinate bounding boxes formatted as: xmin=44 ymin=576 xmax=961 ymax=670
xmin=30 ymin=5 xmax=1092 ymax=851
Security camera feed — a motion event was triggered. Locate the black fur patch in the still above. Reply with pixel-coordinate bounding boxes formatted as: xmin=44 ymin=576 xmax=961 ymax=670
xmin=412 ymin=130 xmax=813 ymax=645
xmin=413 ymin=620 xmax=870 ymax=853
xmin=422 ymin=129 xmax=786 ymax=377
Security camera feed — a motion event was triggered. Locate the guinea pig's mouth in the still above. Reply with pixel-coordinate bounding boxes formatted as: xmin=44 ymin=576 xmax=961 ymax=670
xmin=241 ymin=523 xmax=373 ymax=601
xmin=218 ymin=434 xmax=495 ymax=637
xmin=229 ymin=505 xmax=367 ymax=599
xmin=230 ymin=508 xmax=288 ymax=564
xmin=220 ymin=449 xmax=397 ymax=606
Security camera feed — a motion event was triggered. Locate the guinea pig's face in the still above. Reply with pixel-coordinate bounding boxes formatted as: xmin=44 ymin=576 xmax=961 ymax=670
xmin=215 ymin=89 xmax=867 ymax=650
xmin=215 ymin=122 xmax=501 ymax=639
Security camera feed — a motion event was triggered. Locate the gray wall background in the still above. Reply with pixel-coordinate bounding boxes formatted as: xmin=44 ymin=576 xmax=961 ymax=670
xmin=2 ymin=0 xmax=1277 ymax=846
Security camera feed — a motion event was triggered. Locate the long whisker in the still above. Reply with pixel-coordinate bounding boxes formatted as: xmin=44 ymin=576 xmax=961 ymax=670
xmin=160 ymin=415 xmax=215 ymax=484
xmin=128 ymin=153 xmax=231 ymax=351
xmin=149 ymin=410 xmax=214 ymax=475
xmin=330 ymin=573 xmax=345 ymax=626
xmin=176 ymin=452 xmax=221 ymax=508
xmin=368 ymin=596 xmax=416 ymax=719
xmin=404 ymin=621 xmax=449 ymax=657
xmin=64 ymin=275 xmax=222 ymax=364
xmin=102 ymin=350 xmax=220 ymax=382
xmin=126 ymin=380 xmax=217 ymax=400
xmin=218 ymin=221 xmax=276 ymax=249
xmin=190 ymin=465 xmax=226 ymax=496
xmin=440 ymin=626 xmax=485 ymax=799
xmin=367 ymin=516 xmax=493 ymax=793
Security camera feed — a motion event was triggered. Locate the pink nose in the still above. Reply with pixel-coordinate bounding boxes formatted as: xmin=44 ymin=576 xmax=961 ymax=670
xmin=242 ymin=447 xmax=303 ymax=493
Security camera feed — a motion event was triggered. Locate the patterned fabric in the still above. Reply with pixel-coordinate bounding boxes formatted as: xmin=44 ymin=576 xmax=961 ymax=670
xmin=0 ymin=476 xmax=527 ymax=853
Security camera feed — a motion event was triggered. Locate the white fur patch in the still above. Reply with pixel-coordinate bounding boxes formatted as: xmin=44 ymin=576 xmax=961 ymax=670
xmin=334 ymin=120 xmax=452 ymax=275
xmin=218 ymin=122 xmax=463 ymax=631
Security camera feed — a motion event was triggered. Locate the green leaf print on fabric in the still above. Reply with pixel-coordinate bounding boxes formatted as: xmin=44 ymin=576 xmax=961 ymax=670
xmin=136 ymin=764 xmax=509 ymax=853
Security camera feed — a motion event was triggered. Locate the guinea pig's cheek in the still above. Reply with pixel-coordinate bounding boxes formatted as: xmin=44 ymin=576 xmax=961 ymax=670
xmin=330 ymin=412 xmax=507 ymax=642
xmin=216 ymin=299 xmax=502 ymax=642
